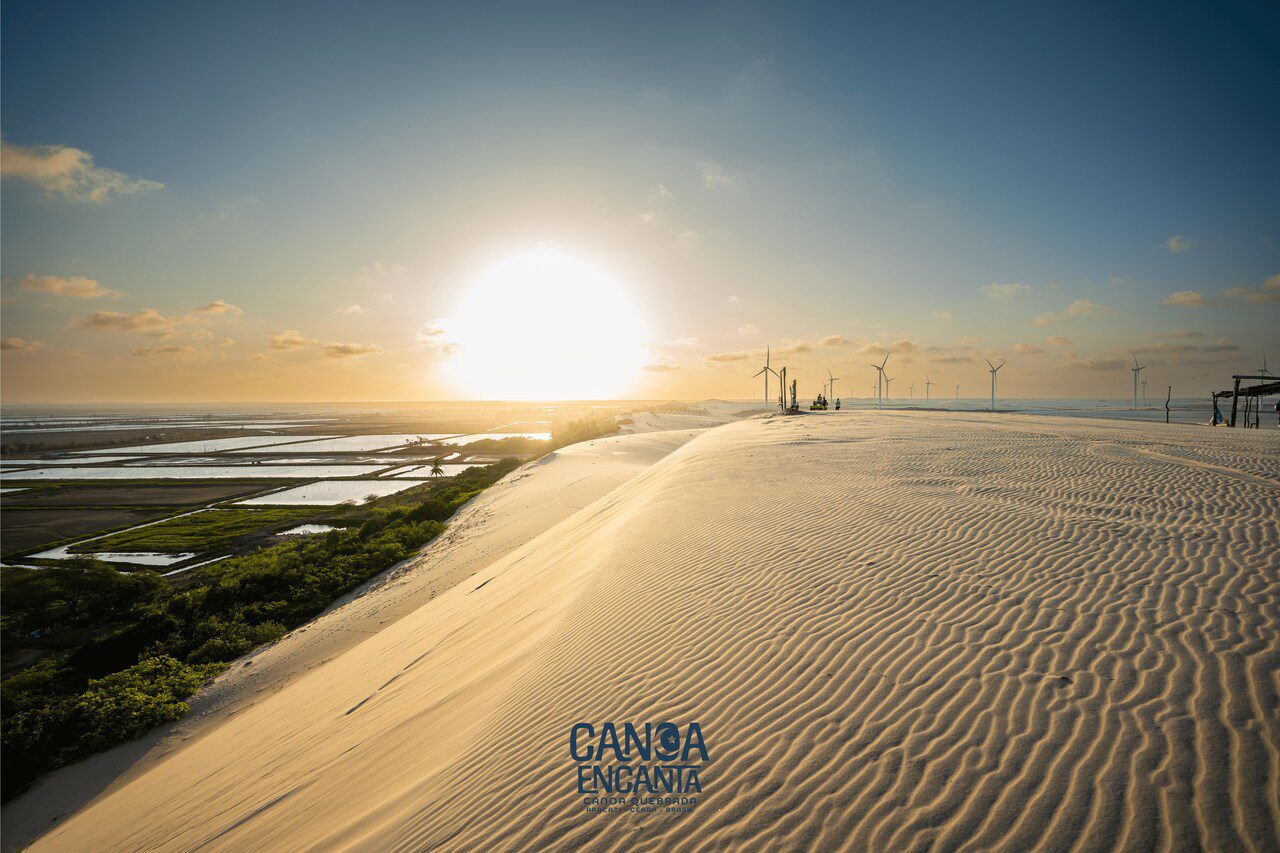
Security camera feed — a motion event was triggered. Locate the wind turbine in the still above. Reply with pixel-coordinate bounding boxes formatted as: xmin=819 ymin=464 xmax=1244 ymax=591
xmin=955 ymin=384 xmax=960 ymax=400
xmin=753 ymin=345 xmax=779 ymax=407
xmin=1141 ymin=376 xmax=1148 ymax=402
xmin=909 ymin=380 xmax=915 ymax=400
xmin=1130 ymin=352 xmax=1146 ymax=411
xmin=883 ymin=374 xmax=894 ymax=401
xmin=870 ymin=354 xmax=889 ymax=408
xmin=827 ymin=369 xmax=840 ymax=404
xmin=1260 ymin=350 xmax=1274 ymax=377
xmin=985 ymin=359 xmax=1005 ymax=412
xmin=925 ymin=374 xmax=934 ymax=403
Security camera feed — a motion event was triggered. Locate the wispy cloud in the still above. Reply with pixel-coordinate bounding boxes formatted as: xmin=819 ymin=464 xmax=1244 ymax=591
xmin=643 ymin=360 xmax=680 ymax=372
xmin=193 ymin=299 xmax=244 ymax=315
xmin=1046 ymin=335 xmax=1073 ymax=346
xmin=69 ymin=308 xmax=187 ymax=332
xmin=738 ymin=323 xmax=760 ymax=336
xmin=322 ymin=342 xmax=383 ymax=358
xmin=1012 ymin=342 xmax=1045 ymax=355
xmin=931 ymin=309 xmax=952 ymax=323
xmin=1150 ymin=329 xmax=1204 ymax=339
xmin=697 ymin=160 xmax=736 ymax=189
xmin=1222 ymin=273 xmax=1280 ymax=304
xmin=819 ymin=334 xmax=851 ymax=348
xmin=1034 ymin=299 xmax=1112 ymax=326
xmin=336 ymin=304 xmax=369 ymax=315
xmin=130 ymin=344 xmax=201 ymax=359
xmin=981 ymin=282 xmax=1032 ymax=300
xmin=268 ymin=329 xmax=381 ymax=358
xmin=17 ymin=274 xmax=118 ymax=299
xmin=1162 ymin=290 xmax=1213 ymax=307
xmin=268 ymin=329 xmax=317 ymax=350
xmin=1 ymin=337 xmax=44 ymax=351
xmin=1 ymin=138 xmax=163 ymax=202
xmin=1068 ymin=355 xmax=1126 ymax=371
xmin=705 ymin=350 xmax=752 ymax=363
xmin=1165 ymin=235 xmax=1193 ymax=253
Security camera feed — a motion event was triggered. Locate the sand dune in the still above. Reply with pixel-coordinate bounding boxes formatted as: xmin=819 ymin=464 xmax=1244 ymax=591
xmin=27 ymin=412 xmax=1280 ymax=850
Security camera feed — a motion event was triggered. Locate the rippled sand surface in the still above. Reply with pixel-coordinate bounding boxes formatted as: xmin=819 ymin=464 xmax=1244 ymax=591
xmin=32 ymin=412 xmax=1280 ymax=851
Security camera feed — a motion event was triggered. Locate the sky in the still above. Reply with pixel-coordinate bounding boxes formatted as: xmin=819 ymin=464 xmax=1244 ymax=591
xmin=2 ymin=0 xmax=1277 ymax=403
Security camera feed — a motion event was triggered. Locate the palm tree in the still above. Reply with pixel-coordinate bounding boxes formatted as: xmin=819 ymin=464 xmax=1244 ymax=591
xmin=430 ymin=457 xmax=445 ymax=478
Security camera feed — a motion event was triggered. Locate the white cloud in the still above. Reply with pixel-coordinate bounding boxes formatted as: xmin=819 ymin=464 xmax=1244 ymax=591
xmin=1034 ymin=299 xmax=1112 ymax=326
xmin=336 ymin=304 xmax=369 ymax=315
xmin=69 ymin=308 xmax=187 ymax=332
xmin=1162 ymin=290 xmax=1213 ymax=307
xmin=1012 ymin=342 xmax=1045 ymax=355
xmin=193 ymin=299 xmax=244 ymax=315
xmin=738 ymin=323 xmax=760 ymax=336
xmin=697 ymin=160 xmax=735 ymax=189
xmin=130 ymin=345 xmax=201 ymax=359
xmin=322 ymin=342 xmax=383 ymax=358
xmin=981 ymin=282 xmax=1032 ymax=300
xmin=268 ymin=329 xmax=317 ymax=350
xmin=1 ymin=337 xmax=43 ymax=351
xmin=1 ymin=138 xmax=163 ymax=202
xmin=1046 ymin=335 xmax=1073 ymax=346
xmin=1165 ymin=235 xmax=1193 ymax=253
xmin=1222 ymin=273 xmax=1280 ymax=304
xmin=931 ymin=309 xmax=952 ymax=323
xmin=18 ymin=274 xmax=117 ymax=299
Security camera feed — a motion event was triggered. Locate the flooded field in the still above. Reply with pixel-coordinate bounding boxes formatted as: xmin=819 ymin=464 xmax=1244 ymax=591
xmin=1 ymin=401 xmax=624 ymax=559
xmin=238 ymin=479 xmax=430 ymax=505
xmin=1 ymin=465 xmax=387 ymax=480
xmin=82 ymin=436 xmax=333 ymax=454
xmin=257 ymin=434 xmax=460 ymax=453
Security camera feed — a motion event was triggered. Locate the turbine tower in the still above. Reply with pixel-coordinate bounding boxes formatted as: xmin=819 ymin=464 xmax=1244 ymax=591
xmin=925 ymin=374 xmax=934 ymax=403
xmin=883 ymin=374 xmax=894 ymax=401
xmin=985 ymin=358 xmax=1005 ymax=412
xmin=753 ymin=345 xmax=778 ymax=407
xmin=909 ymin=380 xmax=915 ymax=399
xmin=955 ymin=383 xmax=960 ymax=400
xmin=1130 ymin=352 xmax=1146 ymax=411
xmin=870 ymin=354 xmax=889 ymax=408
xmin=1260 ymin=350 xmax=1274 ymax=377
xmin=827 ymin=369 xmax=840 ymax=403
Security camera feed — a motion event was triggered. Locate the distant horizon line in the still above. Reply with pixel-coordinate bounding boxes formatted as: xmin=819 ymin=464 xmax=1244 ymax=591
xmin=1 ymin=395 xmax=1217 ymax=408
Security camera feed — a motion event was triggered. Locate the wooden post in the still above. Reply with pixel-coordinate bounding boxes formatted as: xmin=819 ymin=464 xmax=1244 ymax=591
xmin=1165 ymin=386 xmax=1171 ymax=423
xmin=1230 ymin=377 xmax=1241 ymax=427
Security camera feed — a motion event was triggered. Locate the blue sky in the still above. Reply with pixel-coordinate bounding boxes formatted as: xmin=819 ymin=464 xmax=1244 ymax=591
xmin=2 ymin=0 xmax=1277 ymax=401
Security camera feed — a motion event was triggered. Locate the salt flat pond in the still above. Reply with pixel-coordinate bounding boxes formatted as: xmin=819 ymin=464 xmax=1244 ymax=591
xmin=81 ymin=436 xmax=334 ymax=454
xmin=2 ymin=465 xmax=387 ymax=480
xmin=237 ymin=479 xmax=431 ymax=505
xmin=260 ymin=434 xmax=462 ymax=452
xmin=277 ymin=524 xmax=346 ymax=535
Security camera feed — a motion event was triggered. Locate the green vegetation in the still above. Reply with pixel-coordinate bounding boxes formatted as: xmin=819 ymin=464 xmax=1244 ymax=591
xmin=1 ymin=459 xmax=524 ymax=798
xmin=72 ymin=508 xmax=318 ymax=554
xmin=550 ymin=416 xmax=620 ymax=449
xmin=0 ymin=418 xmax=621 ymax=798
xmin=457 ymin=436 xmax=550 ymax=454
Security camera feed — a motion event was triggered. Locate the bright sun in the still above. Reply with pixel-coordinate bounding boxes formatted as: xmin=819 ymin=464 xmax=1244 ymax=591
xmin=443 ymin=248 xmax=649 ymax=400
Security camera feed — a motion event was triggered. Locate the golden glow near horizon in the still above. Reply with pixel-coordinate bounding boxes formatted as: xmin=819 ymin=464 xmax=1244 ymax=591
xmin=443 ymin=248 xmax=649 ymax=400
